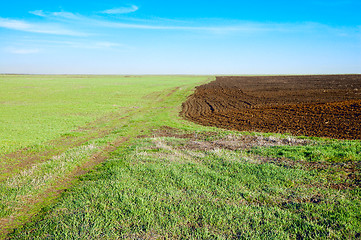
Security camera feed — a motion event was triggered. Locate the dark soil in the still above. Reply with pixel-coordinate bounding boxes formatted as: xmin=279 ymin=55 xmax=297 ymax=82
xmin=181 ymin=75 xmax=361 ymax=140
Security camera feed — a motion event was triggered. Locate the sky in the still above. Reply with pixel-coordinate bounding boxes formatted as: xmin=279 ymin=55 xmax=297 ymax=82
xmin=0 ymin=0 xmax=360 ymax=74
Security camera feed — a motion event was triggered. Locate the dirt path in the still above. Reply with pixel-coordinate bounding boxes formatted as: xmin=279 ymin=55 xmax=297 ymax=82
xmin=181 ymin=75 xmax=361 ymax=140
xmin=0 ymin=111 xmax=131 ymax=182
xmin=0 ymin=136 xmax=128 ymax=238
xmin=0 ymin=85 xmax=187 ymax=237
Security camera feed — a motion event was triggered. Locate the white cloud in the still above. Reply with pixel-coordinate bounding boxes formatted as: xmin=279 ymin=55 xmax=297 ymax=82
xmin=17 ymin=39 xmax=125 ymax=50
xmin=0 ymin=17 xmax=87 ymax=36
xmin=6 ymin=48 xmax=40 ymax=54
xmin=93 ymin=41 xmax=121 ymax=48
xmin=0 ymin=18 xmax=31 ymax=30
xmin=85 ymin=19 xmax=353 ymax=36
xmin=4 ymin=9 xmax=359 ymax=38
xmin=29 ymin=10 xmax=46 ymax=17
xmin=58 ymin=40 xmax=123 ymax=49
xmin=51 ymin=11 xmax=82 ymax=20
xmin=100 ymin=5 xmax=139 ymax=14
xmin=29 ymin=10 xmax=83 ymax=21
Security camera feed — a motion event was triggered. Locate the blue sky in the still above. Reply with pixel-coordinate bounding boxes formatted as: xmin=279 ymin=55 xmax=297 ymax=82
xmin=0 ymin=0 xmax=360 ymax=74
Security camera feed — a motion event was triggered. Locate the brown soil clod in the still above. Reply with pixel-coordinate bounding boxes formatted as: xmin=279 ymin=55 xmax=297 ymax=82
xmin=181 ymin=75 xmax=361 ymax=140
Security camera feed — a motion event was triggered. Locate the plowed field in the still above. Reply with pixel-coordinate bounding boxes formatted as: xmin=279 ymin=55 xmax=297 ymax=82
xmin=181 ymin=75 xmax=361 ymax=139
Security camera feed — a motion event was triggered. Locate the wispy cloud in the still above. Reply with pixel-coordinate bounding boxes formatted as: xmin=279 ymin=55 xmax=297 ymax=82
xmin=24 ymin=10 xmax=317 ymax=33
xmin=29 ymin=10 xmax=83 ymax=21
xmin=81 ymin=18 xmax=358 ymax=36
xmin=5 ymin=47 xmax=40 ymax=54
xmin=29 ymin=10 xmax=46 ymax=17
xmin=0 ymin=17 xmax=86 ymax=36
xmin=100 ymin=5 xmax=139 ymax=14
xmin=16 ymin=38 xmax=125 ymax=50
xmin=51 ymin=40 xmax=123 ymax=49
xmin=3 ymin=9 xmax=359 ymax=38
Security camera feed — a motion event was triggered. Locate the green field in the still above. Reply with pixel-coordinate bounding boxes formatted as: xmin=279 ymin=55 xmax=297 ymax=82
xmin=0 ymin=75 xmax=360 ymax=239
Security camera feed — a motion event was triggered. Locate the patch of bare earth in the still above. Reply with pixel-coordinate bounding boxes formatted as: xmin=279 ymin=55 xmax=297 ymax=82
xmin=147 ymin=127 xmax=360 ymax=190
xmin=149 ymin=126 xmax=311 ymax=150
xmin=181 ymin=75 xmax=361 ymax=140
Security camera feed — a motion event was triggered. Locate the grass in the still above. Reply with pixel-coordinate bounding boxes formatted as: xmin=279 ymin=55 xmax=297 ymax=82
xmin=249 ymin=140 xmax=361 ymax=163
xmin=0 ymin=144 xmax=98 ymax=217
xmin=0 ymin=75 xmax=209 ymax=156
xmin=0 ymin=74 xmax=213 ymax=236
xmin=1 ymin=74 xmax=360 ymax=239
xmin=10 ymin=136 xmax=361 ymax=239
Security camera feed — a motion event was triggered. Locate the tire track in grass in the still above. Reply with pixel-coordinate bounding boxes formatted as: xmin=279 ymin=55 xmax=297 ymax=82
xmin=0 ymin=136 xmax=128 ymax=238
xmin=0 ymin=110 xmax=134 ymax=182
xmin=0 ymin=83 xmax=197 ymax=238
xmin=0 ymin=79 xmax=216 ymax=238
xmin=0 ymin=108 xmax=136 ymax=237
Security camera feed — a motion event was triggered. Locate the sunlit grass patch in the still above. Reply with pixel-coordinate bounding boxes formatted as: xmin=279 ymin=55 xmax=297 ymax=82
xmin=0 ymin=75 xmax=210 ymax=156
xmin=250 ymin=139 xmax=361 ymax=162
xmin=2 ymin=75 xmax=360 ymax=239
xmin=11 ymin=134 xmax=360 ymax=239
xmin=0 ymin=144 xmax=99 ymax=219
